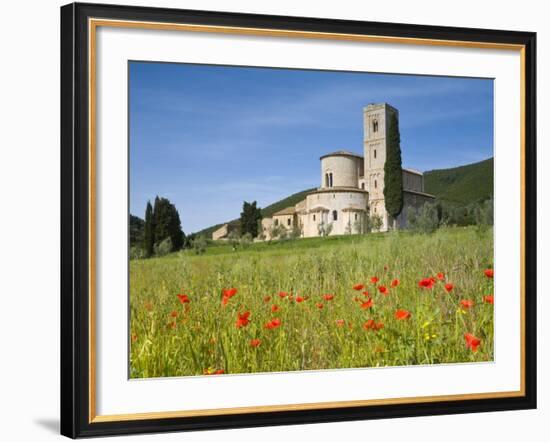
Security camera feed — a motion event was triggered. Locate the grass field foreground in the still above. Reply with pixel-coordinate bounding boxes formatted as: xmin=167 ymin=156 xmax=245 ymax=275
xmin=130 ymin=226 xmax=494 ymax=378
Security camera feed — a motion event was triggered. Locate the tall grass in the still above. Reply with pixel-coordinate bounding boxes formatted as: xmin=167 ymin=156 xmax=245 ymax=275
xmin=130 ymin=226 xmax=493 ymax=378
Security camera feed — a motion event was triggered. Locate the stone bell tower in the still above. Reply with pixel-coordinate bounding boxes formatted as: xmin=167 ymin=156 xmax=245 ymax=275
xmin=363 ymin=103 xmax=399 ymax=229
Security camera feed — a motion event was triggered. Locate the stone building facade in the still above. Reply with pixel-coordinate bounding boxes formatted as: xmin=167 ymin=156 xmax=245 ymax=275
xmin=261 ymin=103 xmax=435 ymax=239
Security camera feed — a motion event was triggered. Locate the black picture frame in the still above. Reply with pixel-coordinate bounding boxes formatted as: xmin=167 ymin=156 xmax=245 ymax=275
xmin=60 ymin=2 xmax=537 ymax=438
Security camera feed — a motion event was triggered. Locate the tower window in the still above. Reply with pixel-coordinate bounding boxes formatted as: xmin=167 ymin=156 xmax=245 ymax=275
xmin=287 ymin=218 xmax=291 ymax=226
xmin=332 ymin=210 xmax=338 ymax=221
xmin=361 ymin=183 xmax=365 ymax=190
xmin=374 ymin=179 xmax=377 ymax=189
xmin=313 ymin=214 xmax=316 ymax=221
xmin=354 ymin=213 xmax=358 ymax=221
xmin=373 ymin=119 xmax=378 ymax=133
xmin=325 ymin=173 xmax=329 ymax=187
xmin=374 ymin=149 xmax=377 ymax=159
xmin=329 ymin=173 xmax=333 ymax=187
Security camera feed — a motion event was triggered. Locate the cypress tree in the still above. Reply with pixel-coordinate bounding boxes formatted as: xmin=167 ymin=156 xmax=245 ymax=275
xmin=143 ymin=201 xmax=154 ymax=257
xmin=152 ymin=196 xmax=185 ymax=253
xmin=384 ymin=112 xmax=404 ymax=227
xmin=240 ymin=201 xmax=262 ymax=238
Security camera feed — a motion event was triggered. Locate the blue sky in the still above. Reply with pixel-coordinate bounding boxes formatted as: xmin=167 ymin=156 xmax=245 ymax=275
xmin=129 ymin=61 xmax=493 ymax=234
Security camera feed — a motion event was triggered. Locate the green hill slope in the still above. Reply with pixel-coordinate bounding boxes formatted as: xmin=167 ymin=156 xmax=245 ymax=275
xmin=424 ymin=157 xmax=493 ymax=206
xmin=193 ymin=188 xmax=316 ymax=237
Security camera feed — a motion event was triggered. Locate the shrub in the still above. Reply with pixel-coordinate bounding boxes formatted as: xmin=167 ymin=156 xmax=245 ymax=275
xmin=129 ymin=246 xmax=146 ymax=260
xmin=407 ymin=202 xmax=439 ymax=234
xmin=240 ymin=232 xmax=253 ymax=248
xmin=154 ymin=237 xmax=173 ymax=256
xmin=192 ymin=235 xmax=207 ymax=255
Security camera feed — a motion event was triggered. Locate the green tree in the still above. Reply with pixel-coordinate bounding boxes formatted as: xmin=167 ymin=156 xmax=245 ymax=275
xmin=142 ymin=201 xmax=154 ymax=258
xmin=240 ymin=201 xmax=262 ymax=238
xmin=152 ymin=196 xmax=185 ymax=253
xmin=384 ymin=112 xmax=404 ymax=228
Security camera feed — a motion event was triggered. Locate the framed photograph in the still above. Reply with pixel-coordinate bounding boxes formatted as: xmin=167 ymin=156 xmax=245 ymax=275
xmin=60 ymin=2 xmax=537 ymax=438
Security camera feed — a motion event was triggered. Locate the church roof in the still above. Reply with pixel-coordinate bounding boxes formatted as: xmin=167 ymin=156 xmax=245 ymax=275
xmin=320 ymin=150 xmax=363 ymax=160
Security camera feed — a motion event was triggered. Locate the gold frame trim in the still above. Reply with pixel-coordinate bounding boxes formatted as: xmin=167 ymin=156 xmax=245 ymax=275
xmin=88 ymin=18 xmax=527 ymax=424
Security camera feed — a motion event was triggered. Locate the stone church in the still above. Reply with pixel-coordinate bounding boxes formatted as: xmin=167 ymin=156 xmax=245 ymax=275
xmin=212 ymin=103 xmax=435 ymax=241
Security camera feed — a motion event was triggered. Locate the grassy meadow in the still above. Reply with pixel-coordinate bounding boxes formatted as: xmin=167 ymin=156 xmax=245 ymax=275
xmin=129 ymin=226 xmax=494 ymax=378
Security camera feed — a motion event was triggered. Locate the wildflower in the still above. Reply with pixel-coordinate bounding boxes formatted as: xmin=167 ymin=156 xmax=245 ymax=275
xmin=391 ymin=279 xmax=400 ymax=288
xmin=444 ymin=283 xmax=454 ymax=293
xmin=484 ymin=269 xmax=494 ymax=278
xmin=316 ymin=303 xmax=324 ymax=309
xmin=394 ymin=309 xmax=411 ymax=320
xmin=235 ymin=311 xmax=251 ymax=328
xmin=272 ymin=304 xmax=281 ymax=313
xmin=362 ymin=291 xmax=370 ymax=297
xmin=204 ymin=368 xmax=225 ymax=375
xmin=464 ymin=333 xmax=481 ymax=352
xmin=170 ymin=310 xmax=178 ymax=317
xmin=295 ymin=296 xmax=306 ymax=303
xmin=144 ymin=301 xmax=153 ymax=311
xmin=323 ymin=294 xmax=334 ymax=301
xmin=131 ymin=333 xmax=138 ymax=342
xmin=360 ymin=298 xmax=374 ymax=309
xmin=370 ymin=276 xmax=379 ymax=284
xmin=264 ymin=296 xmax=272 ymax=303
xmin=460 ymin=299 xmax=474 ymax=309
xmin=278 ymin=291 xmax=289 ymax=298
xmin=265 ymin=318 xmax=282 ymax=329
xmin=363 ymin=319 xmax=384 ymax=331
xmin=483 ymin=295 xmax=494 ymax=304
xmin=250 ymin=339 xmax=262 ymax=348
xmin=437 ymin=272 xmax=445 ymax=280
xmin=352 ymin=284 xmax=365 ymax=291
xmin=418 ymin=278 xmax=435 ymax=289
xmin=335 ymin=319 xmax=345 ymax=327
xmin=223 ymin=288 xmax=238 ymax=298
xmin=378 ymin=285 xmax=389 ymax=295
xmin=167 ymin=321 xmax=176 ymax=329
xmin=177 ymin=294 xmax=190 ymax=304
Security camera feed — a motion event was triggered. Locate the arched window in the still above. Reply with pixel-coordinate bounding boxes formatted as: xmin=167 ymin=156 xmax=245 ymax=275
xmin=313 ymin=214 xmax=316 ymax=221
xmin=373 ymin=119 xmax=378 ymax=133
xmin=374 ymin=179 xmax=377 ymax=189
xmin=287 ymin=218 xmax=291 ymax=226
xmin=329 ymin=173 xmax=333 ymax=187
xmin=354 ymin=213 xmax=358 ymax=221
xmin=325 ymin=173 xmax=329 ymax=187
xmin=374 ymin=149 xmax=377 ymax=159
xmin=332 ymin=210 xmax=338 ymax=221
xmin=361 ymin=183 xmax=365 ymax=190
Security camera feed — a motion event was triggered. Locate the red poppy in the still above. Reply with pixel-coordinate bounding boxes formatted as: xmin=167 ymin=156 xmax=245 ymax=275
xmin=335 ymin=319 xmax=345 ymax=327
xmin=250 ymin=338 xmax=262 ymax=348
xmin=204 ymin=368 xmax=225 ymax=375
xmin=144 ymin=301 xmax=153 ymax=311
xmin=363 ymin=319 xmax=384 ymax=331
xmin=221 ymin=296 xmax=230 ymax=306
xmin=316 ymin=302 xmax=324 ymax=309
xmin=278 ymin=291 xmax=289 ymax=298
xmin=391 ymin=279 xmax=400 ymax=288
xmin=295 ymin=296 xmax=306 ymax=303
xmin=167 ymin=321 xmax=176 ymax=329
xmin=264 ymin=296 xmax=272 ymax=303
xmin=271 ymin=304 xmax=280 ymax=312
xmin=370 ymin=276 xmax=379 ymax=284
xmin=464 ymin=333 xmax=481 ymax=352
xmin=352 ymin=284 xmax=365 ymax=291
xmin=394 ymin=309 xmax=411 ymax=320
xmin=131 ymin=333 xmax=138 ymax=342
xmin=460 ymin=299 xmax=474 ymax=309
xmin=223 ymin=288 xmax=238 ymax=298
xmin=484 ymin=269 xmax=494 ymax=278
xmin=264 ymin=318 xmax=282 ymax=329
xmin=418 ymin=278 xmax=435 ymax=289
xmin=170 ymin=310 xmax=178 ymax=317
xmin=177 ymin=294 xmax=190 ymax=304
xmin=378 ymin=285 xmax=389 ymax=295
xmin=323 ymin=294 xmax=334 ymax=301
xmin=437 ymin=272 xmax=445 ymax=280
xmin=362 ymin=291 xmax=370 ymax=297
xmin=235 ymin=311 xmax=251 ymax=328
xmin=483 ymin=295 xmax=494 ymax=304
xmin=360 ymin=298 xmax=374 ymax=309
xmin=444 ymin=283 xmax=454 ymax=293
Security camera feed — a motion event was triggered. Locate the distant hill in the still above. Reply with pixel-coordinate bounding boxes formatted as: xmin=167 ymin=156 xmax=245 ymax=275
xmin=193 ymin=188 xmax=315 ymax=237
xmin=129 ymin=214 xmax=145 ymax=247
xmin=424 ymin=157 xmax=493 ymax=206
